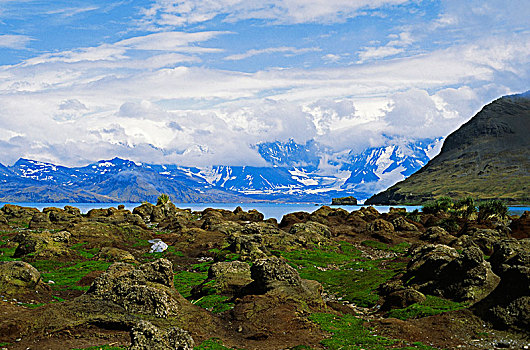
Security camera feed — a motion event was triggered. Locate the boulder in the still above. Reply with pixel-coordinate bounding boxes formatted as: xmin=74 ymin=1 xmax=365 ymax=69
xmin=43 ymin=207 xmax=80 ymax=223
xmin=0 ymin=204 xmax=39 ymax=224
xmin=193 ymin=261 xmax=252 ymax=297
xmin=0 ymin=261 xmax=42 ymax=294
xmin=368 ymin=219 xmax=395 ymax=243
xmin=28 ymin=212 xmax=52 ymax=229
xmin=13 ymin=230 xmax=73 ymax=260
xmin=202 ymin=218 xmax=242 ymax=235
xmin=129 ymin=320 xmax=194 ymax=350
xmin=356 ymin=206 xmax=380 ymax=222
xmin=233 ymin=207 xmax=264 ymax=222
xmin=289 ymin=221 xmax=331 ymax=246
xmin=96 ymin=247 xmax=137 ymax=263
xmin=473 ymin=239 xmax=530 ymax=330
xmin=391 ymin=216 xmax=418 ymax=232
xmin=454 ymin=228 xmax=507 ymax=255
xmin=242 ymin=222 xmax=280 ymax=236
xmin=382 ymin=288 xmax=426 ymax=310
xmin=405 ymin=244 xmax=500 ymax=303
xmin=279 ymin=211 xmax=311 ymax=229
xmin=420 ymin=226 xmax=455 ymax=245
xmin=250 ymin=256 xmax=302 ymax=293
xmin=0 ymin=213 xmax=9 ymax=229
xmin=247 ymin=256 xmax=324 ymax=308
xmin=227 ymin=233 xmax=268 ymax=260
xmin=87 ymin=259 xmax=179 ymax=318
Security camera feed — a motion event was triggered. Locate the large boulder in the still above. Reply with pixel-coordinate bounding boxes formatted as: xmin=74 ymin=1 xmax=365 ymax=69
xmin=242 ymin=222 xmax=280 ymax=236
xmin=279 ymin=211 xmax=311 ymax=229
xmin=233 ymin=207 xmax=264 ymax=222
xmin=28 ymin=212 xmax=53 ymax=229
xmin=420 ymin=226 xmax=456 ymax=245
xmin=129 ymin=320 xmax=194 ymax=350
xmin=192 ymin=261 xmax=252 ymax=297
xmin=87 ymin=259 xmax=180 ymax=318
xmin=13 ymin=230 xmax=73 ymax=260
xmin=405 ymin=244 xmax=500 ymax=303
xmin=289 ymin=221 xmax=331 ymax=246
xmin=454 ymin=228 xmax=508 ymax=255
xmin=391 ymin=216 xmax=419 ymax=232
xmin=0 ymin=204 xmax=39 ymax=226
xmin=368 ymin=219 xmax=395 ymax=243
xmin=96 ymin=247 xmax=137 ymax=263
xmin=0 ymin=261 xmax=43 ymax=294
xmin=473 ymin=239 xmax=530 ymax=330
xmin=250 ymin=256 xmax=302 ymax=293
xmin=241 ymin=256 xmax=324 ymax=309
xmin=227 ymin=233 xmax=268 ymax=260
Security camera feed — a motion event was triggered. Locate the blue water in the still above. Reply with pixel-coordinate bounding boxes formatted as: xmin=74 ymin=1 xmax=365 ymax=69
xmin=1 ymin=202 xmax=528 ymax=221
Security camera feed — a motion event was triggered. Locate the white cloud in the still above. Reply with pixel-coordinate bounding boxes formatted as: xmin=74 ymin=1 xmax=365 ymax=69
xmin=138 ymin=0 xmax=412 ymax=28
xmin=225 ymin=46 xmax=320 ymax=61
xmin=45 ymin=6 xmax=100 ymax=18
xmin=0 ymin=22 xmax=528 ymax=166
xmin=0 ymin=34 xmax=33 ymax=49
xmin=357 ymin=31 xmax=413 ymax=62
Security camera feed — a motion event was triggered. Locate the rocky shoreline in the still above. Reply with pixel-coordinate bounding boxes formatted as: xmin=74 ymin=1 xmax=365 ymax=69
xmin=0 ymin=201 xmax=528 ymax=350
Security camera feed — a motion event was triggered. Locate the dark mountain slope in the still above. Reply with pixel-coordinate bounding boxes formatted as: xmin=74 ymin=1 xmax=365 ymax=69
xmin=366 ymin=91 xmax=530 ymax=205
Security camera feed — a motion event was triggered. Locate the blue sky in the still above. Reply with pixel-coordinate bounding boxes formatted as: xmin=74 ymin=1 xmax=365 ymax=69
xmin=0 ymin=0 xmax=528 ymax=167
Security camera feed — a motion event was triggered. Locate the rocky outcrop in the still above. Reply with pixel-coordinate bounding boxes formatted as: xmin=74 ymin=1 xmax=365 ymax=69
xmin=193 ymin=261 xmax=252 ymax=298
xmin=289 ymin=221 xmax=331 ymax=246
xmin=405 ymin=244 xmax=500 ymax=303
xmin=129 ymin=320 xmax=194 ymax=350
xmin=420 ymin=226 xmax=455 ymax=245
xmin=87 ymin=259 xmax=182 ymax=318
xmin=13 ymin=230 xmax=73 ymax=260
xmin=96 ymin=247 xmax=137 ymax=263
xmin=331 ymin=196 xmax=357 ymax=205
xmin=473 ymin=239 xmax=530 ymax=330
xmin=0 ymin=261 xmax=44 ymax=295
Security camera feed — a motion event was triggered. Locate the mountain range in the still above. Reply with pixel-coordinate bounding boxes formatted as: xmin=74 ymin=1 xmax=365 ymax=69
xmin=0 ymin=137 xmax=441 ymax=203
xmin=366 ymin=91 xmax=530 ymax=205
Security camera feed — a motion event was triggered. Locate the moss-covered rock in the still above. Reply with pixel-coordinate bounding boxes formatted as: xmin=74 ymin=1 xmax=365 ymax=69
xmin=129 ymin=320 xmax=195 ymax=350
xmin=13 ymin=230 xmax=74 ymax=260
xmin=473 ymin=239 xmax=530 ymax=330
xmin=0 ymin=260 xmax=43 ymax=294
xmin=96 ymin=247 xmax=137 ymax=263
xmin=87 ymin=259 xmax=181 ymax=318
xmin=405 ymin=244 xmax=500 ymax=303
xmin=420 ymin=226 xmax=456 ymax=245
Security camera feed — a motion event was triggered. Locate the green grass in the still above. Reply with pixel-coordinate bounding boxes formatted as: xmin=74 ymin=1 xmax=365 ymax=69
xmin=310 ymin=313 xmax=439 ymax=350
xmin=361 ymin=240 xmax=410 ymax=253
xmin=279 ymin=242 xmax=406 ymax=307
xmin=0 ymin=233 xmax=18 ymax=262
xmin=387 ymin=295 xmax=467 ymax=320
xmin=193 ymin=294 xmax=234 ymax=313
xmin=174 ymin=270 xmax=208 ymax=298
xmin=31 ymin=260 xmax=111 ymax=291
xmin=195 ymin=338 xmax=238 ymax=350
xmin=71 ymin=242 xmax=100 ymax=259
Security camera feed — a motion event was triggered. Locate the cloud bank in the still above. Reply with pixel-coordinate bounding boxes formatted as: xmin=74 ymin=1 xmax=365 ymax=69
xmin=0 ymin=0 xmax=528 ymax=168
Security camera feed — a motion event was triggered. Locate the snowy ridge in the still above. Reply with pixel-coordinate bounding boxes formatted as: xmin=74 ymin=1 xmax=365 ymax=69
xmin=1 ymin=138 xmax=443 ymax=202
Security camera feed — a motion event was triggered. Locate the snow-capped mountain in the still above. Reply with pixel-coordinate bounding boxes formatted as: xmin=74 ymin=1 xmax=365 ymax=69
xmin=0 ymin=138 xmax=443 ymax=203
